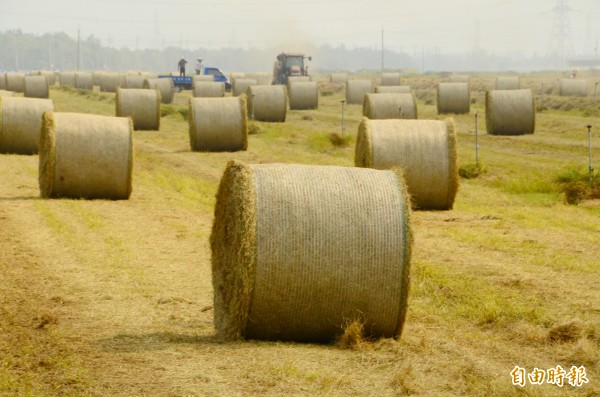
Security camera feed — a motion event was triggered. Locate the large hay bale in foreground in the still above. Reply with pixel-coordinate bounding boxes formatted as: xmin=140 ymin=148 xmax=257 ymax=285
xmin=143 ymin=78 xmax=174 ymax=104
xmin=559 ymin=79 xmax=588 ymax=97
xmin=60 ymin=72 xmax=76 ymax=87
xmin=100 ymin=72 xmax=119 ymax=92
xmin=356 ymin=117 xmax=458 ymax=210
xmin=75 ymin=72 xmax=93 ymax=90
xmin=288 ymin=81 xmax=318 ymax=110
xmin=330 ymin=73 xmax=347 ymax=83
xmin=189 ymin=96 xmax=248 ymax=152
xmin=116 ymin=88 xmax=161 ymax=130
xmin=193 ymin=81 xmax=225 ymax=98
xmin=24 ymin=76 xmax=49 ymax=99
xmin=211 ymin=160 xmax=412 ymax=342
xmin=39 ymin=112 xmax=133 ymax=199
xmin=247 ymin=85 xmax=287 ymax=122
xmin=375 ymin=85 xmax=411 ymax=94
xmin=381 ymin=73 xmax=401 ymax=86
xmin=495 ymin=76 xmax=520 ymax=90
xmin=0 ymin=97 xmax=55 ymax=154
xmin=346 ymin=79 xmax=373 ymax=104
xmin=0 ymin=90 xmax=14 ymax=97
xmin=232 ymin=78 xmax=257 ymax=97
xmin=363 ymin=93 xmax=417 ymax=119
xmin=6 ymin=72 xmax=25 ymax=93
xmin=485 ymin=89 xmax=535 ymax=135
xmin=437 ymin=82 xmax=470 ymax=114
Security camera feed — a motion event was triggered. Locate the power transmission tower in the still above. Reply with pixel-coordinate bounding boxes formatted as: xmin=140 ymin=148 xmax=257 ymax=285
xmin=547 ymin=0 xmax=575 ymax=70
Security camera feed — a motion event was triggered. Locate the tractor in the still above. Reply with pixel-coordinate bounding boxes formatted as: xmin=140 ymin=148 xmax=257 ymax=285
xmin=272 ymin=52 xmax=311 ymax=85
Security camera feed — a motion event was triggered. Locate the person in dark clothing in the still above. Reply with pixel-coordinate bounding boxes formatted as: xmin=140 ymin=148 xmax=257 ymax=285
xmin=178 ymin=57 xmax=187 ymax=77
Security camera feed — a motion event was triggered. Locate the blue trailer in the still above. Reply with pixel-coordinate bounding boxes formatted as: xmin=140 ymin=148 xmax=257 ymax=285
xmin=159 ymin=67 xmax=232 ymax=92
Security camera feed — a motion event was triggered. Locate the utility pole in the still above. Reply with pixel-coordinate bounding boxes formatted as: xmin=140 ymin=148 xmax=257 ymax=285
xmin=77 ymin=26 xmax=81 ymax=71
xmin=381 ymin=27 xmax=384 ymax=75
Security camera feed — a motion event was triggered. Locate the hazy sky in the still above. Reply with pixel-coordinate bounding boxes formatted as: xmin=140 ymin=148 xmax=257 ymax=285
xmin=2 ymin=0 xmax=600 ymax=57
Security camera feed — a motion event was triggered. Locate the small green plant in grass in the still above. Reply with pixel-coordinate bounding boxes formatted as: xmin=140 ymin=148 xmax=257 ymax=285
xmin=459 ymin=162 xmax=488 ymax=179
xmin=177 ymin=108 xmax=189 ymax=120
xmin=554 ymin=166 xmax=600 ymax=204
xmin=160 ymin=104 xmax=177 ymax=117
xmin=248 ymin=122 xmax=263 ymax=135
xmin=328 ymin=132 xmax=352 ymax=148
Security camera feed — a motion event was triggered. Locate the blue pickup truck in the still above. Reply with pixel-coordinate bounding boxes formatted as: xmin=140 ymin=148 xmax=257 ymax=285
xmin=159 ymin=67 xmax=232 ymax=92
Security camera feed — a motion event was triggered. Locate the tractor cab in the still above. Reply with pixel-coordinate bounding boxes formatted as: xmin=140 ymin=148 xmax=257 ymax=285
xmin=272 ymin=52 xmax=311 ymax=85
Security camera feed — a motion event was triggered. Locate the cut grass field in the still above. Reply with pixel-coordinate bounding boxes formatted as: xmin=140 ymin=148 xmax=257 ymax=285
xmin=0 ymin=73 xmax=599 ymax=396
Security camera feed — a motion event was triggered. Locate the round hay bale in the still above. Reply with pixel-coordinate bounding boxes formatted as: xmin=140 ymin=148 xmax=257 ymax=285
xmin=288 ymin=81 xmax=318 ymax=110
xmin=0 ymin=72 xmax=6 ymax=90
xmin=363 ymin=93 xmax=417 ymax=120
xmin=382 ymin=73 xmax=401 ymax=86
xmin=559 ymin=79 xmax=588 ymax=97
xmin=330 ymin=73 xmax=347 ymax=83
xmin=189 ymin=96 xmax=248 ymax=152
xmin=485 ymin=89 xmax=535 ymax=135
xmin=192 ymin=75 xmax=215 ymax=83
xmin=211 ymin=160 xmax=412 ymax=342
xmin=437 ymin=82 xmax=470 ymax=114
xmin=232 ymin=79 xmax=257 ymax=97
xmin=374 ymin=85 xmax=411 ymax=94
xmin=74 ymin=72 xmax=93 ymax=90
xmin=287 ymin=76 xmax=311 ymax=85
xmin=116 ymin=88 xmax=161 ymax=131
xmin=0 ymin=90 xmax=14 ymax=97
xmin=346 ymin=79 xmax=373 ymax=105
xmin=124 ymin=75 xmax=145 ymax=89
xmin=193 ymin=81 xmax=225 ymax=98
xmin=24 ymin=76 xmax=49 ymax=99
xmin=356 ymin=117 xmax=458 ymax=210
xmin=495 ymin=76 xmax=520 ymax=90
xmin=40 ymin=71 xmax=56 ymax=86
xmin=60 ymin=72 xmax=75 ymax=87
xmin=253 ymin=72 xmax=272 ymax=86
xmin=230 ymin=72 xmax=246 ymax=80
xmin=92 ymin=71 xmax=104 ymax=87
xmin=0 ymin=97 xmax=55 ymax=154
xmin=39 ymin=112 xmax=133 ymax=199
xmin=143 ymin=78 xmax=174 ymax=104
xmin=247 ymin=85 xmax=287 ymax=122
xmin=100 ymin=72 xmax=119 ymax=93
xmin=6 ymin=72 xmax=25 ymax=93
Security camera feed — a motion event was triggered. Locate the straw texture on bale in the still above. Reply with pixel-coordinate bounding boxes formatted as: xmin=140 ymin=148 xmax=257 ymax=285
xmin=253 ymin=73 xmax=272 ymax=86
xmin=0 ymin=90 xmax=14 ymax=97
xmin=39 ymin=71 xmax=56 ymax=86
xmin=143 ymin=78 xmax=174 ymax=104
xmin=288 ymin=81 xmax=318 ymax=110
xmin=192 ymin=75 xmax=215 ymax=83
xmin=124 ymin=75 xmax=145 ymax=89
xmin=356 ymin=117 xmax=458 ymax=210
xmin=287 ymin=76 xmax=311 ymax=85
xmin=6 ymin=72 xmax=25 ymax=93
xmin=485 ymin=89 xmax=535 ymax=136
xmin=381 ymin=73 xmax=401 ymax=86
xmin=346 ymin=79 xmax=373 ymax=104
xmin=437 ymin=82 xmax=470 ymax=114
xmin=193 ymin=81 xmax=225 ymax=98
xmin=211 ymin=160 xmax=412 ymax=342
xmin=495 ymin=76 xmax=520 ymax=90
xmin=363 ymin=93 xmax=417 ymax=120
xmin=247 ymin=85 xmax=287 ymax=122
xmin=375 ymin=85 xmax=411 ymax=94
xmin=189 ymin=96 xmax=248 ymax=152
xmin=100 ymin=72 xmax=119 ymax=92
xmin=559 ymin=79 xmax=588 ymax=97
xmin=0 ymin=73 xmax=6 ymax=90
xmin=232 ymin=79 xmax=258 ymax=97
xmin=116 ymin=88 xmax=161 ymax=131
xmin=0 ymin=97 xmax=55 ymax=154
xmin=330 ymin=73 xmax=347 ymax=83
xmin=230 ymin=72 xmax=246 ymax=80
xmin=60 ymin=72 xmax=76 ymax=87
xmin=75 ymin=72 xmax=93 ymax=90
xmin=39 ymin=112 xmax=133 ymax=199
xmin=24 ymin=76 xmax=49 ymax=99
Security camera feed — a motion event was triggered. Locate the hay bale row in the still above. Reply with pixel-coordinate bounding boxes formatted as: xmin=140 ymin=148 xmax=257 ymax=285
xmin=288 ymin=81 xmax=318 ymax=110
xmin=75 ymin=72 xmax=93 ymax=90
xmin=363 ymin=93 xmax=417 ymax=120
xmin=60 ymin=72 xmax=76 ymax=87
xmin=355 ymin=118 xmax=458 ymax=210
xmin=39 ymin=112 xmax=133 ymax=199
xmin=232 ymin=79 xmax=257 ymax=97
xmin=346 ymin=80 xmax=373 ymax=104
xmin=116 ymin=88 xmax=161 ymax=131
xmin=247 ymin=85 xmax=287 ymax=122
xmin=374 ymin=85 xmax=411 ymax=94
xmin=330 ymin=73 xmax=347 ymax=83
xmin=495 ymin=76 xmax=520 ymax=90
xmin=24 ymin=76 xmax=49 ymax=99
xmin=100 ymin=73 xmax=119 ymax=93
xmin=559 ymin=79 xmax=588 ymax=97
xmin=188 ymin=96 xmax=248 ymax=152
xmin=381 ymin=73 xmax=401 ymax=86
xmin=0 ymin=97 xmax=55 ymax=154
xmin=486 ymin=89 xmax=535 ymax=135
xmin=193 ymin=81 xmax=225 ymax=98
xmin=437 ymin=82 xmax=470 ymax=114
xmin=143 ymin=78 xmax=174 ymax=104
xmin=211 ymin=160 xmax=412 ymax=342
xmin=6 ymin=72 xmax=25 ymax=93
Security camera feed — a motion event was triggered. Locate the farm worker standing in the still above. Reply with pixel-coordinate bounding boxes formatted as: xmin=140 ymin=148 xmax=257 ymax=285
xmin=195 ymin=58 xmax=204 ymax=75
xmin=178 ymin=57 xmax=187 ymax=77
